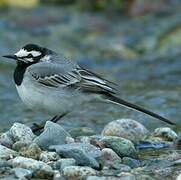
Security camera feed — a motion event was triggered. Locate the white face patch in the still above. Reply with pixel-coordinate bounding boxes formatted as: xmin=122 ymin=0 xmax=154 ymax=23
xmin=15 ymin=48 xmax=41 ymax=58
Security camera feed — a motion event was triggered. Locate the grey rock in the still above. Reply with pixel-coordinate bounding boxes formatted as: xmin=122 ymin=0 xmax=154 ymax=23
xmin=122 ymin=157 xmax=140 ymax=168
xmin=0 ymin=176 xmax=17 ymax=180
xmin=40 ymin=151 xmax=60 ymax=163
xmin=0 ymin=131 xmax=14 ymax=148
xmin=104 ymin=161 xmax=131 ymax=172
xmin=78 ymin=136 xmax=93 ymax=144
xmin=13 ymin=167 xmax=32 ymax=179
xmin=153 ymin=167 xmax=172 ymax=177
xmin=142 ymin=159 xmax=172 ymax=171
xmin=152 ymin=127 xmax=178 ymax=141
xmin=20 ymin=143 xmax=41 ymax=160
xmin=53 ymin=170 xmax=64 ymax=180
xmin=78 ymin=135 xmax=103 ymax=144
xmin=63 ymin=166 xmax=96 ymax=180
xmin=135 ymin=174 xmax=155 ymax=180
xmin=111 ymin=163 xmax=131 ymax=172
xmin=0 ymin=166 xmax=13 ymax=178
xmin=100 ymin=136 xmax=137 ymax=158
xmin=172 ymin=159 xmax=181 ymax=166
xmin=12 ymin=141 xmax=31 ymax=152
xmin=102 ymin=162 xmax=131 ymax=176
xmin=33 ymin=121 xmax=71 ymax=150
xmin=0 ymin=145 xmax=18 ymax=160
xmin=86 ymin=176 xmax=103 ymax=180
xmin=102 ymin=119 xmax=149 ymax=143
xmin=65 ymin=136 xmax=75 ymax=144
xmin=9 ymin=123 xmax=35 ymax=142
xmin=87 ymin=176 xmax=121 ymax=180
xmin=50 ymin=143 xmax=101 ymax=169
xmin=53 ymin=158 xmax=76 ymax=170
xmin=0 ymin=159 xmax=12 ymax=168
xmin=12 ymin=156 xmax=54 ymax=179
xmin=101 ymin=148 xmax=121 ymax=161
xmin=118 ymin=172 xmax=136 ymax=180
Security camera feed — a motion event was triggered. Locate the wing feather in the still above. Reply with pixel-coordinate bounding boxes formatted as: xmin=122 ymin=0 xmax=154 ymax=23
xmin=27 ymin=62 xmax=116 ymax=94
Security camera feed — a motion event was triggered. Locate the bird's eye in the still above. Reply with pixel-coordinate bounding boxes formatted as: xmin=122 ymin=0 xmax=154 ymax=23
xmin=27 ymin=54 xmax=33 ymax=58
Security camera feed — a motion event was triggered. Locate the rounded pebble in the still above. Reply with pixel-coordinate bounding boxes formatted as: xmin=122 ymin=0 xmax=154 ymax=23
xmin=102 ymin=119 xmax=149 ymax=143
xmin=152 ymin=127 xmax=178 ymax=141
xmin=10 ymin=123 xmax=35 ymax=143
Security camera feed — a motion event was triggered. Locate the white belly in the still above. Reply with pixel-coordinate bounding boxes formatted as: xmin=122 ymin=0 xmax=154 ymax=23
xmin=15 ymin=80 xmax=82 ymax=115
xmin=16 ymin=83 xmax=42 ymax=110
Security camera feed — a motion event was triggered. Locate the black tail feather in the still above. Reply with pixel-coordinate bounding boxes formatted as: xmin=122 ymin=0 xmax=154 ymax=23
xmin=105 ymin=93 xmax=175 ymax=125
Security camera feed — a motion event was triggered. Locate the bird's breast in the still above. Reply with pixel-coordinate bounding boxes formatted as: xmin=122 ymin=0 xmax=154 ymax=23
xmin=15 ymin=78 xmax=83 ymax=114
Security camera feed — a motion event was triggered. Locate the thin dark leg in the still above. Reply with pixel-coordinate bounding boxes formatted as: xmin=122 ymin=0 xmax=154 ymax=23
xmin=31 ymin=112 xmax=69 ymax=134
xmin=50 ymin=113 xmax=68 ymax=123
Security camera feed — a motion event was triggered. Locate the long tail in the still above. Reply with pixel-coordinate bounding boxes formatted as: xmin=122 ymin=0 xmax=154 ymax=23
xmin=105 ymin=93 xmax=175 ymax=125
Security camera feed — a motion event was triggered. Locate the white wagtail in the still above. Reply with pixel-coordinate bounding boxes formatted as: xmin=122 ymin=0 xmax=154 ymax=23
xmin=3 ymin=44 xmax=175 ymax=125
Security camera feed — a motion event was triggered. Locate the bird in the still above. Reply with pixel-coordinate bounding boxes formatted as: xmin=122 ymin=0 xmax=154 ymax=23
xmin=2 ymin=44 xmax=175 ymax=126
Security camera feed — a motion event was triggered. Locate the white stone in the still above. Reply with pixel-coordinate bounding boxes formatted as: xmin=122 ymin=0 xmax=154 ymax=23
xmin=0 ymin=144 xmax=18 ymax=160
xmin=13 ymin=167 xmax=32 ymax=179
xmin=176 ymin=173 xmax=181 ymax=180
xmin=10 ymin=123 xmax=35 ymax=142
xmin=12 ymin=156 xmax=53 ymax=178
xmin=101 ymin=148 xmax=121 ymax=161
xmin=0 ymin=131 xmax=14 ymax=148
xmin=40 ymin=151 xmax=59 ymax=162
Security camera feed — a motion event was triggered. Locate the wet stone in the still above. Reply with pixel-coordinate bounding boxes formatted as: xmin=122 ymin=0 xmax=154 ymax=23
xmin=87 ymin=176 xmax=121 ymax=180
xmin=122 ymin=157 xmax=140 ymax=168
xmin=33 ymin=121 xmax=71 ymax=150
xmin=12 ymin=156 xmax=54 ymax=179
xmin=112 ymin=163 xmax=131 ymax=172
xmin=13 ymin=167 xmax=32 ymax=179
xmin=102 ymin=162 xmax=131 ymax=176
xmin=50 ymin=143 xmax=101 ymax=169
xmin=154 ymin=167 xmax=173 ymax=177
xmin=100 ymin=136 xmax=137 ymax=158
xmin=142 ymin=159 xmax=172 ymax=172
xmin=62 ymin=166 xmax=96 ymax=180
xmin=52 ymin=158 xmax=76 ymax=170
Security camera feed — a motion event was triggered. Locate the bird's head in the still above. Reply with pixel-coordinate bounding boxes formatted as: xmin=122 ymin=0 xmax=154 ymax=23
xmin=3 ymin=44 xmax=53 ymax=65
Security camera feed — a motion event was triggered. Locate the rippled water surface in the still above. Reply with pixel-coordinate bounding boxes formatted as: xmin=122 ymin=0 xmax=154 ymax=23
xmin=0 ymin=6 xmax=180 ymax=133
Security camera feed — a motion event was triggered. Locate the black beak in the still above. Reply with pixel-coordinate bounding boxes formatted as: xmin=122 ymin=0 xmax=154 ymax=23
xmin=2 ymin=55 xmax=17 ymax=60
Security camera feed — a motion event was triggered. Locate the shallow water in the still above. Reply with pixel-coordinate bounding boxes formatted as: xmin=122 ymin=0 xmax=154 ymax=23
xmin=0 ymin=6 xmax=180 ymax=133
